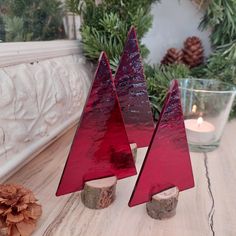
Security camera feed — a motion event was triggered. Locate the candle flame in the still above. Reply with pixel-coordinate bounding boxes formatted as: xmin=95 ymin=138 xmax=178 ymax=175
xmin=192 ymin=105 xmax=197 ymax=113
xmin=197 ymin=117 xmax=203 ymax=126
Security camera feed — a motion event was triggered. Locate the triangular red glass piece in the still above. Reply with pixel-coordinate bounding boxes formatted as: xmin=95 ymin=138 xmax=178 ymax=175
xmin=129 ymin=80 xmax=194 ymax=207
xmin=114 ymin=27 xmax=154 ymax=147
xmin=56 ymin=52 xmax=136 ymax=196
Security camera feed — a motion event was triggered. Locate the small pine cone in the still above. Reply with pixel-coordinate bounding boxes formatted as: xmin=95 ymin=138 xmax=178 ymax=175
xmin=0 ymin=184 xmax=42 ymax=236
xmin=161 ymin=48 xmax=183 ymax=65
xmin=183 ymin=36 xmax=204 ymax=68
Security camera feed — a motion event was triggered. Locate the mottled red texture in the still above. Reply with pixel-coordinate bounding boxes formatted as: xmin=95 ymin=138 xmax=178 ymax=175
xmin=56 ymin=52 xmax=136 ymax=196
xmin=129 ymin=80 xmax=194 ymax=207
xmin=114 ymin=27 xmax=154 ymax=147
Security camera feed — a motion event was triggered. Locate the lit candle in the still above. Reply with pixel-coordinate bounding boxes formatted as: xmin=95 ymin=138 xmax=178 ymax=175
xmin=184 ymin=117 xmax=215 ymax=144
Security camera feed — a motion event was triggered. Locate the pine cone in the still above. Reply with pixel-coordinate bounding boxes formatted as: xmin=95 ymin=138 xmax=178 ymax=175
xmin=0 ymin=184 xmax=42 ymax=236
xmin=161 ymin=48 xmax=183 ymax=65
xmin=183 ymin=36 xmax=204 ymax=68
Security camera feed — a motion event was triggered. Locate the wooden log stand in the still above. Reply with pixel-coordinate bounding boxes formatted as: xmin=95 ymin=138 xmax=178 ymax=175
xmin=81 ymin=176 xmax=117 ymax=209
xmin=146 ymin=186 xmax=179 ymax=220
xmin=130 ymin=143 xmax=137 ymax=163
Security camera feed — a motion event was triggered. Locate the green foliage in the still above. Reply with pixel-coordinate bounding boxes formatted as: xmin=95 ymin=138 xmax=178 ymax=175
xmin=146 ymin=0 xmax=236 ymax=119
xmin=66 ymin=0 xmax=236 ymax=119
xmin=3 ymin=16 xmax=25 ymax=42
xmin=147 ymin=43 xmax=236 ymax=119
xmin=145 ymin=63 xmax=191 ymax=120
xmin=195 ymin=42 xmax=236 ymax=118
xmin=199 ymin=43 xmax=236 ymax=83
xmin=198 ymin=0 xmax=236 ymax=118
xmin=0 ymin=0 xmax=65 ymax=42
xmin=67 ymin=0 xmax=158 ymax=68
xmin=0 ymin=16 xmax=5 ymax=42
xmin=199 ymin=0 xmax=236 ymax=47
xmin=66 ymin=0 xmax=81 ymax=14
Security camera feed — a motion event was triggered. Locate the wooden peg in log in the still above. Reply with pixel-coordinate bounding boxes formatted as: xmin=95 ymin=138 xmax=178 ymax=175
xmin=146 ymin=186 xmax=179 ymax=220
xmin=81 ymin=176 xmax=117 ymax=209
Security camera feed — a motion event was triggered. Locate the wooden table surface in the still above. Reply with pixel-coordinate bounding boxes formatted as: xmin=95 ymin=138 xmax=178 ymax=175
xmin=6 ymin=120 xmax=236 ymax=236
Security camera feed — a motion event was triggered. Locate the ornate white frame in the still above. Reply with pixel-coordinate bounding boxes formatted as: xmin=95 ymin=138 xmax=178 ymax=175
xmin=0 ymin=40 xmax=82 ymax=68
xmin=0 ymin=40 xmax=91 ymax=181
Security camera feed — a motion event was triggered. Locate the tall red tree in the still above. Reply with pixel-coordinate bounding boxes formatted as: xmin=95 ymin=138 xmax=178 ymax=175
xmin=56 ymin=52 xmax=136 ymax=196
xmin=114 ymin=27 xmax=154 ymax=147
xmin=129 ymin=80 xmax=194 ymax=207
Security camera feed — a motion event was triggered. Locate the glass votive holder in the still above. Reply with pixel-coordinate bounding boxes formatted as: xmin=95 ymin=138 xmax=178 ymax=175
xmin=178 ymin=79 xmax=236 ymax=152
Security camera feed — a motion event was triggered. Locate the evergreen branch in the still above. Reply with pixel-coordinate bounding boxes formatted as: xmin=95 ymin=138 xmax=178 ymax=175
xmin=78 ymin=0 xmax=158 ymax=69
xmin=145 ymin=63 xmax=191 ymax=120
xmin=199 ymin=0 xmax=236 ymax=47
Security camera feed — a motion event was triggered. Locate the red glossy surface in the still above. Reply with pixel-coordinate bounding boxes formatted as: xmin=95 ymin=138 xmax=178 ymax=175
xmin=129 ymin=80 xmax=194 ymax=207
xmin=56 ymin=52 xmax=136 ymax=196
xmin=114 ymin=27 xmax=154 ymax=147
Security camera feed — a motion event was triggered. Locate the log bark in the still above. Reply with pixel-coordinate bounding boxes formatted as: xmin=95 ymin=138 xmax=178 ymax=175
xmin=130 ymin=143 xmax=137 ymax=163
xmin=146 ymin=186 xmax=179 ymax=220
xmin=81 ymin=176 xmax=117 ymax=209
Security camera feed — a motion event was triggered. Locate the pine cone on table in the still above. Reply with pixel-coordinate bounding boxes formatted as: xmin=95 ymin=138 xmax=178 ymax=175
xmin=161 ymin=48 xmax=183 ymax=65
xmin=0 ymin=184 xmax=42 ymax=236
xmin=183 ymin=36 xmax=204 ymax=68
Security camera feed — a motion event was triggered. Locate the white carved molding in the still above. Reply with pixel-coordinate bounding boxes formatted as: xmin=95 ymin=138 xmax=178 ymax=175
xmin=0 ymin=40 xmax=81 ymax=68
xmin=0 ymin=52 xmax=92 ymax=181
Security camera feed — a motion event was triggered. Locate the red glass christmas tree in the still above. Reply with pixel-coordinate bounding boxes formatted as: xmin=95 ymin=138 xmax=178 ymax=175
xmin=129 ymin=80 xmax=194 ymax=207
xmin=56 ymin=52 xmax=136 ymax=196
xmin=114 ymin=27 xmax=154 ymax=147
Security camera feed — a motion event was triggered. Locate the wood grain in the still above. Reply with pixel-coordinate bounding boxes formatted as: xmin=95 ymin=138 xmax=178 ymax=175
xmin=5 ymin=121 xmax=236 ymax=236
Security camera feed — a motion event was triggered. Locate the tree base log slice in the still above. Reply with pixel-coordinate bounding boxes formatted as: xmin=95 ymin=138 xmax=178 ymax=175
xmin=130 ymin=143 xmax=137 ymax=163
xmin=146 ymin=186 xmax=179 ymax=220
xmin=81 ymin=176 xmax=117 ymax=209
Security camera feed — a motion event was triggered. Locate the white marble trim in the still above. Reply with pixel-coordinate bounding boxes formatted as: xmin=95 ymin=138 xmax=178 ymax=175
xmin=0 ymin=53 xmax=91 ymax=181
xmin=0 ymin=40 xmax=81 ymax=68
xmin=0 ymin=114 xmax=79 ymax=182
